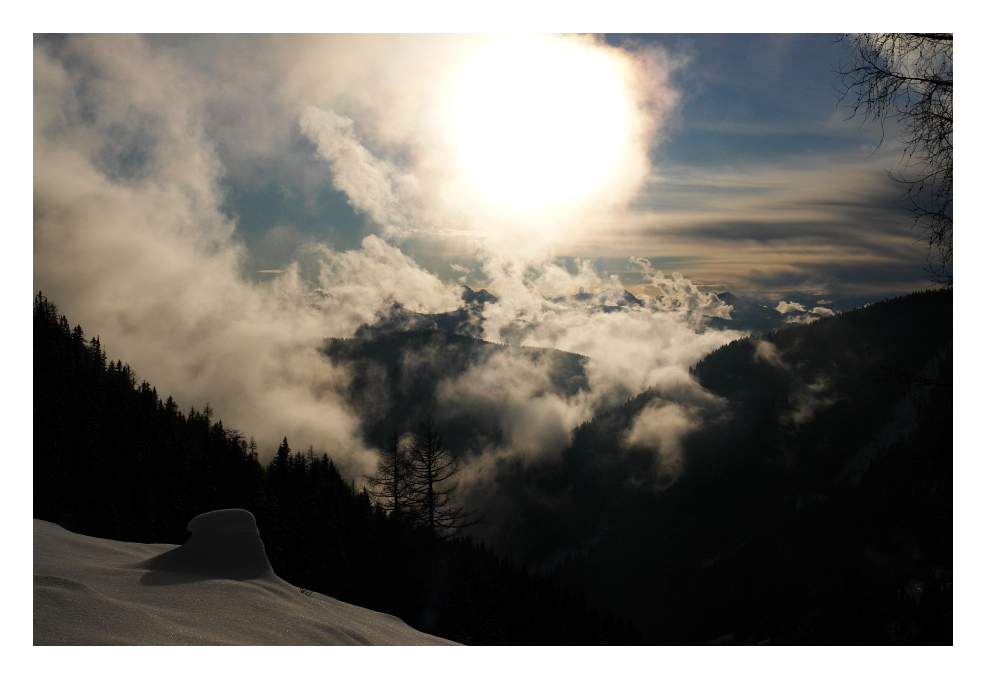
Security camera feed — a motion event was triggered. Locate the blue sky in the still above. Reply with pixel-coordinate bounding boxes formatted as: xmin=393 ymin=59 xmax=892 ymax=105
xmin=183 ymin=33 xmax=929 ymax=299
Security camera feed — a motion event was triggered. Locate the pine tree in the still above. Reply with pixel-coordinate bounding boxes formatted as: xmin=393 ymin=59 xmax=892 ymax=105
xmin=270 ymin=437 xmax=291 ymax=479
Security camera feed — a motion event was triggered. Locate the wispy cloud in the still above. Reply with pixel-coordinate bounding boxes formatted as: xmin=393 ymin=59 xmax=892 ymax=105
xmin=622 ymin=400 xmax=700 ymax=484
xmin=300 ymin=106 xmax=430 ymax=240
xmin=563 ymin=155 xmax=930 ymax=296
xmin=33 ymin=33 xmax=923 ymax=490
xmin=754 ymin=340 xmax=835 ymax=427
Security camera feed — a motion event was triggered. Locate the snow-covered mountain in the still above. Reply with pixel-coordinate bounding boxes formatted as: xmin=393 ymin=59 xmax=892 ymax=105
xmin=352 ymin=286 xmax=878 ymax=342
xmin=34 ymin=509 xmax=457 ymax=645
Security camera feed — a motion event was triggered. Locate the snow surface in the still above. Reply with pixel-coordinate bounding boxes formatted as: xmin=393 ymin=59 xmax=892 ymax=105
xmin=34 ymin=509 xmax=458 ymax=645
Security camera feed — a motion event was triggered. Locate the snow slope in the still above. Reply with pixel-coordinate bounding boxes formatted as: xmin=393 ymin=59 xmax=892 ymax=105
xmin=34 ymin=509 xmax=458 ymax=645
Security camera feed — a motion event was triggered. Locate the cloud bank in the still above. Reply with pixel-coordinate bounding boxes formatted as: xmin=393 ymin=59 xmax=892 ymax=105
xmin=35 ymin=33 xmax=856 ymax=509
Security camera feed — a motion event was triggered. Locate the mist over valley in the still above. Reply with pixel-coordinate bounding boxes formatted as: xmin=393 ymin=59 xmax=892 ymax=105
xmin=33 ymin=33 xmax=953 ymax=647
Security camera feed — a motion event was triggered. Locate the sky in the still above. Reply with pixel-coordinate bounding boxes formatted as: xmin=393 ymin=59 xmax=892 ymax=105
xmin=32 ymin=31 xmax=956 ymax=472
xmin=249 ymin=33 xmax=936 ymax=297
xmin=35 ymin=33 xmax=934 ymax=302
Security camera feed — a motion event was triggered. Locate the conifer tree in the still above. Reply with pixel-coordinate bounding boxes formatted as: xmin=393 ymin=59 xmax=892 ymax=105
xmin=269 ymin=437 xmax=292 ymax=481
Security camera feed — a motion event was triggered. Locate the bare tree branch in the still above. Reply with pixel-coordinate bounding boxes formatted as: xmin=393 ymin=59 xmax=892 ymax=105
xmin=405 ymin=416 xmax=480 ymax=536
xmin=835 ymin=33 xmax=953 ymax=286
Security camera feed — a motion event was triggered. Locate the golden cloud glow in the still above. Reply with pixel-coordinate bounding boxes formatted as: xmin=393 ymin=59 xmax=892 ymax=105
xmin=448 ymin=35 xmax=635 ymax=214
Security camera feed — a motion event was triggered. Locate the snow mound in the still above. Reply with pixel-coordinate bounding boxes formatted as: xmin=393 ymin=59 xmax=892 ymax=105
xmin=189 ymin=507 xmax=259 ymax=535
xmin=139 ymin=509 xmax=272 ymax=581
xmin=34 ymin=513 xmax=458 ymax=645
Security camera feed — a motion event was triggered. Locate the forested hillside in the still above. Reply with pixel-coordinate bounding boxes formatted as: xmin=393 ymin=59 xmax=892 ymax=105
xmin=33 ymin=292 xmax=640 ymax=645
xmin=545 ymin=288 xmax=952 ymax=644
xmin=323 ymin=329 xmax=589 ymax=453
xmin=33 ymin=288 xmax=952 ymax=645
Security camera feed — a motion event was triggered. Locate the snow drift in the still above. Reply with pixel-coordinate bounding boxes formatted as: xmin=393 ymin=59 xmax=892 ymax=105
xmin=34 ymin=509 xmax=458 ymax=645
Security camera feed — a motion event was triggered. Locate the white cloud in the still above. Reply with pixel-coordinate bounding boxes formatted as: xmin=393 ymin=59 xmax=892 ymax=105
xmin=630 ymin=257 xmax=732 ymax=318
xmin=32 ymin=34 xmax=735 ymax=489
xmin=781 ymin=305 xmax=838 ymax=324
xmin=776 ymin=300 xmax=806 ymax=314
xmin=33 ymin=37 xmax=382 ymax=478
xmin=622 ymin=400 xmax=700 ymax=482
xmin=300 ymin=107 xmax=428 ymax=239
xmin=311 ymin=234 xmax=461 ymax=328
xmin=437 ymin=350 xmax=593 ymax=464
xmin=415 ymin=254 xmax=743 ymax=507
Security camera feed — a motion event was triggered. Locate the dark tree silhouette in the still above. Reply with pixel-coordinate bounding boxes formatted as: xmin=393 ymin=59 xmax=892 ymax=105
xmin=364 ymin=428 xmax=416 ymax=520
xmin=406 ymin=416 xmax=477 ymax=536
xmin=836 ymin=33 xmax=953 ymax=285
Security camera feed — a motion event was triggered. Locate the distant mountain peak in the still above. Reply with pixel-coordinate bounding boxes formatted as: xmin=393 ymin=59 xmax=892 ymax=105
xmin=551 ymin=287 xmax=643 ymax=309
xmin=621 ymin=289 xmax=644 ymax=306
xmin=461 ymin=286 xmax=498 ymax=306
xmin=714 ymin=291 xmax=737 ymax=304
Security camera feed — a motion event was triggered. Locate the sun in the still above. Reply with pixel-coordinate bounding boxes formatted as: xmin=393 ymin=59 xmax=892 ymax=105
xmin=448 ymin=35 xmax=635 ymax=214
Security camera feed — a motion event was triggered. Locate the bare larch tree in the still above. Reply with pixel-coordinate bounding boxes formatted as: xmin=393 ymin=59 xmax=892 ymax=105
xmin=364 ymin=428 xmax=416 ymax=520
xmin=406 ymin=416 xmax=477 ymax=536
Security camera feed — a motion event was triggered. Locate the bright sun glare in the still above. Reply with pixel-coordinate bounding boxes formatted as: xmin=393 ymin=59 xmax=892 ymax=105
xmin=449 ymin=35 xmax=633 ymax=213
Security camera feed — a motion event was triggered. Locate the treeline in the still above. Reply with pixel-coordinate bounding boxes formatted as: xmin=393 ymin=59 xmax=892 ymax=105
xmin=692 ymin=288 xmax=949 ymax=378
xmin=545 ymin=288 xmax=952 ymax=644
xmin=34 ymin=293 xmax=262 ymax=543
xmin=33 ymin=292 xmax=639 ymax=645
xmin=687 ymin=287 xmax=952 ymax=478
